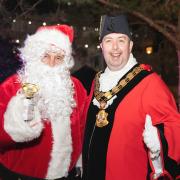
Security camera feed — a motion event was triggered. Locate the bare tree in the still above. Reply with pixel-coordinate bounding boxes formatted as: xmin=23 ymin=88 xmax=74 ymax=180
xmin=1 ymin=0 xmax=179 ymax=106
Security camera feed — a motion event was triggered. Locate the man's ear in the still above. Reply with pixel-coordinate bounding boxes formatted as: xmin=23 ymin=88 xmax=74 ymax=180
xmin=129 ymin=40 xmax=133 ymax=52
xmin=100 ymin=43 xmax=103 ymax=50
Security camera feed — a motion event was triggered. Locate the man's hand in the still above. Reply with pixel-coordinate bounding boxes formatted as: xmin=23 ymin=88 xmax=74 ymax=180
xmin=75 ymin=167 xmax=82 ymax=178
xmin=143 ymin=114 xmax=161 ymax=159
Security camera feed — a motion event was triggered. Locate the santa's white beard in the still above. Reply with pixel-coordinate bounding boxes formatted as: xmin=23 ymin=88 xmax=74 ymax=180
xmin=18 ymin=61 xmax=76 ymax=122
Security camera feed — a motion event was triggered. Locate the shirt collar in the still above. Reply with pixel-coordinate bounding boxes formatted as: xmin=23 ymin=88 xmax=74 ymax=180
xmin=99 ymin=53 xmax=137 ymax=92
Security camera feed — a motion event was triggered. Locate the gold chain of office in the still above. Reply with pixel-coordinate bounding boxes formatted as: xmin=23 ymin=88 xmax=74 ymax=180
xmin=94 ymin=65 xmax=144 ymax=103
xmin=94 ymin=65 xmax=144 ymax=127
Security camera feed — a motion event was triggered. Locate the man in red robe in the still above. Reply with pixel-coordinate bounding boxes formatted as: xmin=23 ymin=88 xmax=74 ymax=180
xmin=0 ymin=24 xmax=87 ymax=179
xmin=82 ymin=14 xmax=180 ymax=180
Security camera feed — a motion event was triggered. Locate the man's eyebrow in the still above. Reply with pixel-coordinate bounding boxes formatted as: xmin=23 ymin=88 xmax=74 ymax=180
xmin=104 ymin=35 xmax=127 ymax=40
xmin=117 ymin=36 xmax=126 ymax=39
xmin=103 ymin=37 xmax=113 ymax=40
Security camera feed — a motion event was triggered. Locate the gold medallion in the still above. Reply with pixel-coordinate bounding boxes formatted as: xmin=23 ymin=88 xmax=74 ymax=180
xmin=96 ymin=109 xmax=109 ymax=128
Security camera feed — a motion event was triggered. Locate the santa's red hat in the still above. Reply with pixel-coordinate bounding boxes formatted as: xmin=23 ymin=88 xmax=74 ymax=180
xmin=37 ymin=24 xmax=74 ymax=43
xmin=19 ymin=24 xmax=74 ymax=68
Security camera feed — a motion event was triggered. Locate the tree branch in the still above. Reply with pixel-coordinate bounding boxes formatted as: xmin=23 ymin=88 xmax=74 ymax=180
xmin=19 ymin=0 xmax=25 ymax=13
xmin=177 ymin=10 xmax=180 ymax=40
xmin=151 ymin=0 xmax=162 ymax=6
xmin=0 ymin=1 xmax=11 ymax=20
xmin=165 ymin=0 xmax=170 ymax=7
xmin=55 ymin=3 xmax=61 ymax=17
xmin=155 ymin=20 xmax=176 ymax=32
xmin=97 ymin=0 xmax=180 ymax=48
xmin=18 ymin=0 xmax=43 ymax=18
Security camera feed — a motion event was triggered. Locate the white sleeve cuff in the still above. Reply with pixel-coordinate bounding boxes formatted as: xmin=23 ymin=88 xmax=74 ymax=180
xmin=4 ymin=94 xmax=43 ymax=142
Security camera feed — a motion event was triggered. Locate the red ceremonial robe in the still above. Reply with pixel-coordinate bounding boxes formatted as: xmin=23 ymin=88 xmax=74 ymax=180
xmin=85 ymin=71 xmax=180 ymax=180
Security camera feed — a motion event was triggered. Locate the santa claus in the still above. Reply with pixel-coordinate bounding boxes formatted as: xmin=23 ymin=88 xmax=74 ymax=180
xmin=0 ymin=24 xmax=87 ymax=180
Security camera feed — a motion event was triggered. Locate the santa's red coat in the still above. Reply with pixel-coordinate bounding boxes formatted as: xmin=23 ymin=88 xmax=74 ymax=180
xmin=0 ymin=74 xmax=87 ymax=179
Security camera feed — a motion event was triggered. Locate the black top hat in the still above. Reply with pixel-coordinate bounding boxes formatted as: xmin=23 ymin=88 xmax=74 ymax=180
xmin=99 ymin=14 xmax=132 ymax=41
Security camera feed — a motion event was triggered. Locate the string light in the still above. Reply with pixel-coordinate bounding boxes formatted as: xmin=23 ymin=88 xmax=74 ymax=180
xmin=43 ymin=22 xmax=47 ymax=26
xmin=84 ymin=44 xmax=88 ymax=48
xmin=94 ymin=28 xmax=99 ymax=32
xmin=67 ymin=2 xmax=71 ymax=6
xmin=10 ymin=19 xmax=101 ymax=49
xmin=134 ymin=34 xmax=139 ymax=38
xmin=82 ymin=26 xmax=86 ymax=31
xmin=15 ymin=39 xmax=20 ymax=43
xmin=145 ymin=46 xmax=153 ymax=55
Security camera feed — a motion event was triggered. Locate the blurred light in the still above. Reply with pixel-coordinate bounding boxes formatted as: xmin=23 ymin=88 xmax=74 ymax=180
xmin=67 ymin=2 xmax=71 ymax=6
xmin=28 ymin=21 xmax=32 ymax=24
xmin=42 ymin=22 xmax=47 ymax=26
xmin=13 ymin=19 xmax=16 ymax=23
xmin=146 ymin=46 xmax=153 ymax=55
xmin=15 ymin=39 xmax=20 ymax=43
xmin=95 ymin=28 xmax=99 ymax=32
xmin=83 ymin=26 xmax=86 ymax=31
xmin=135 ymin=34 xmax=139 ymax=38
xmin=84 ymin=44 xmax=88 ymax=48
xmin=97 ymin=45 xmax=100 ymax=49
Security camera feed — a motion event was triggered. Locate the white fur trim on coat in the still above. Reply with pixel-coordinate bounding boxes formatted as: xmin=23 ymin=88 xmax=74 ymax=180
xmin=45 ymin=115 xmax=72 ymax=179
xmin=4 ymin=94 xmax=43 ymax=142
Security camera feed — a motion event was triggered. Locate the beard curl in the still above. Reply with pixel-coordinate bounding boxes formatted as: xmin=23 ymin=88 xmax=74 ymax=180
xmin=18 ymin=60 xmax=76 ymax=122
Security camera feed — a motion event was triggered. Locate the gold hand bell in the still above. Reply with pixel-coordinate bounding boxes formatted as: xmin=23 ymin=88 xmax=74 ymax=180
xmin=22 ymin=83 xmax=39 ymax=99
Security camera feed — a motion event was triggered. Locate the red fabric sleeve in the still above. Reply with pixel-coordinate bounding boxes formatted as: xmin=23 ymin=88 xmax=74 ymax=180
xmin=0 ymin=74 xmax=20 ymax=148
xmin=142 ymin=73 xmax=180 ymax=163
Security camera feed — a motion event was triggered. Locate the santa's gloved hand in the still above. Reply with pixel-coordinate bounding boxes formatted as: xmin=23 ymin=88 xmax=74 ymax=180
xmin=4 ymin=93 xmax=43 ymax=142
xmin=143 ymin=114 xmax=161 ymax=159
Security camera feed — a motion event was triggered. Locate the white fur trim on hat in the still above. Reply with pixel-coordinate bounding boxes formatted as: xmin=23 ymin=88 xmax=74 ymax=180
xmin=19 ymin=29 xmax=74 ymax=69
xmin=32 ymin=29 xmax=72 ymax=54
